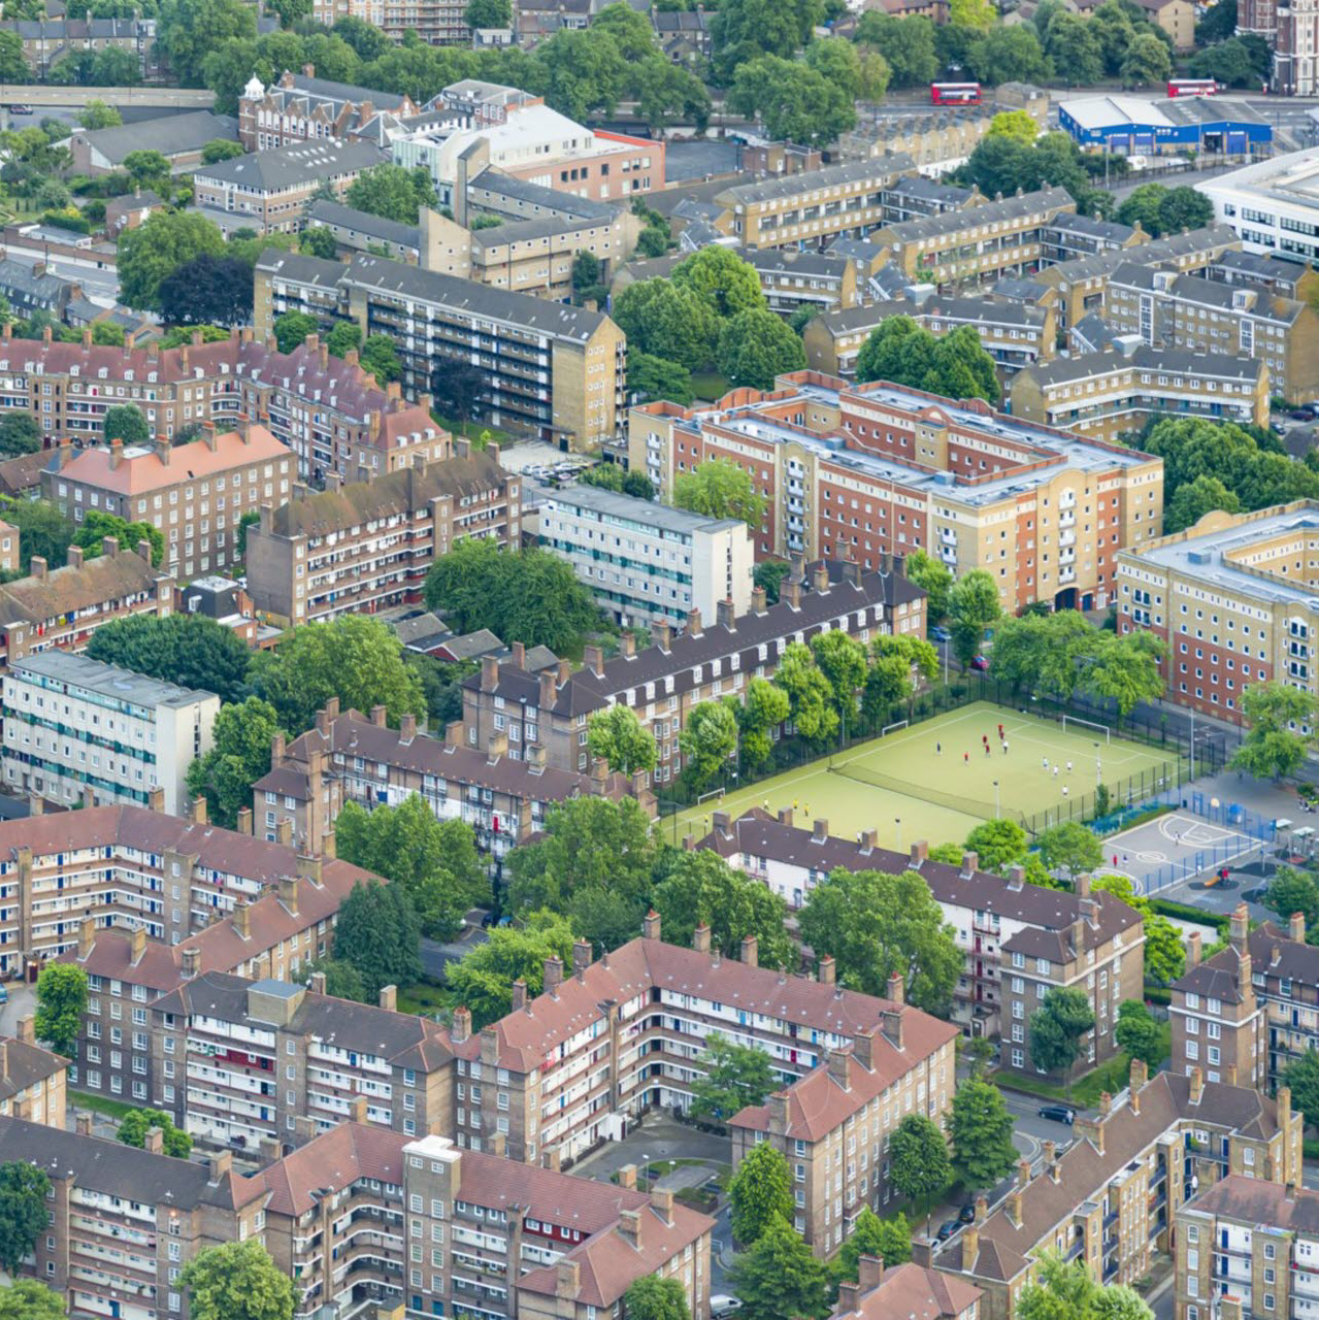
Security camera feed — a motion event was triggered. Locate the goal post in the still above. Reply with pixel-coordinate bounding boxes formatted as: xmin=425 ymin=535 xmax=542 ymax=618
xmin=881 ymin=720 xmax=910 ymax=737
xmin=1062 ymin=714 xmax=1110 ymax=745
xmin=695 ymin=787 xmax=726 ymax=806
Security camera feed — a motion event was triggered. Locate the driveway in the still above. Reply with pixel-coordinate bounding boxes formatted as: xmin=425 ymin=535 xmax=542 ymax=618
xmin=0 ymin=981 xmax=34 ymax=1036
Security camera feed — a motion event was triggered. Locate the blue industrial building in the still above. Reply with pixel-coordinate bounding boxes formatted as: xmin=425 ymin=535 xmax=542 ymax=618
xmin=1058 ymin=95 xmax=1273 ymax=158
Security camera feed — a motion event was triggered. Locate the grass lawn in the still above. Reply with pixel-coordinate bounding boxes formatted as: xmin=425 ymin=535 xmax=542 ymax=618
xmin=430 ymin=415 xmax=514 ymax=446
xmin=670 ymin=700 xmax=1179 ymax=849
xmin=71 ymin=1090 xmax=137 ymax=1122
xmin=690 ymin=370 xmax=732 ymax=402
xmin=397 ymin=980 xmax=450 ymax=1017
xmin=990 ymin=1022 xmax=1170 ymax=1110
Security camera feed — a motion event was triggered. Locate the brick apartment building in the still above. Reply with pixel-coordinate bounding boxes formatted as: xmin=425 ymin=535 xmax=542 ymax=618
xmin=0 ymin=799 xmax=360 ymax=978
xmin=934 ymin=1065 xmax=1304 ymax=1320
xmin=1174 ymin=1175 xmax=1318 ymax=1320
xmin=632 ymin=374 xmax=1165 ymax=614
xmin=697 ymin=809 xmax=1145 ymax=1067
xmin=253 ymin=699 xmax=642 ymax=858
xmin=1011 ymin=347 xmax=1269 ymax=444
xmin=1116 ymin=502 xmax=1317 ymax=725
xmin=43 ymin=420 xmax=294 ymax=579
xmin=1170 ymin=903 xmax=1317 ymax=1092
xmin=0 ymin=1017 xmax=67 ymax=1127
xmin=0 ymin=1115 xmax=712 ymax=1320
xmin=730 ymin=970 xmax=959 ymax=1255
xmin=0 ymin=327 xmax=442 ymax=485
xmin=245 ymin=445 xmax=519 ymax=626
xmin=192 ymin=140 xmax=389 ymax=236
xmin=0 ymin=538 xmax=174 ymax=671
xmin=461 ymin=560 xmax=925 ymax=785
xmin=239 ymin=68 xmax=421 ymax=152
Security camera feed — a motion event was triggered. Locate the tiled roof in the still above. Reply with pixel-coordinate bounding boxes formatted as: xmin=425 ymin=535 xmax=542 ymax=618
xmin=259 ymin=1122 xmax=408 ymax=1215
xmin=196 ymin=140 xmax=387 ymax=192
xmin=836 ymin=1263 xmax=982 ymax=1320
xmin=882 ymin=188 xmax=1075 ymax=244
xmin=1024 ymin=345 xmax=1265 ymax=387
xmin=1185 ymin=1173 xmax=1318 ymax=1235
xmin=717 ymin=156 xmax=915 ymax=206
xmin=73 ymin=111 xmax=239 ymax=166
xmin=66 ymin=929 xmax=188 ymax=993
xmin=306 ymin=199 xmax=420 ymax=249
xmin=0 ymin=546 xmax=163 ymax=628
xmin=0 ymin=1036 xmax=67 ymax=1103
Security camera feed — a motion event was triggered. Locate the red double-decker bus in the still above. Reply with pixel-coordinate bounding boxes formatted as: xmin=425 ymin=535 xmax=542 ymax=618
xmin=1167 ymin=78 xmax=1219 ymax=96
xmin=931 ymin=82 xmax=982 ymax=105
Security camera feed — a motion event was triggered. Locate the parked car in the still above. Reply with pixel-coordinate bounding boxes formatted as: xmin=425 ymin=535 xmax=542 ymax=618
xmin=958 ymin=1202 xmax=977 ymax=1223
xmin=1290 ymin=407 xmax=1317 ymax=421
xmin=937 ymin=1219 xmax=960 ymax=1241
xmin=930 ymin=625 xmax=951 ymax=642
xmin=1038 ymin=1105 xmax=1075 ymax=1125
xmin=711 ymin=1298 xmax=743 ymax=1318
xmin=970 ymin=655 xmax=990 ymax=671
xmin=8 ymin=104 xmax=32 ymax=115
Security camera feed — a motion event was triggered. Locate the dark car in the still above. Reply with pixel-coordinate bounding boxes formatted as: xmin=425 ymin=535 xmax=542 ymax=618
xmin=937 ymin=1219 xmax=960 ymax=1241
xmin=958 ymin=1203 xmax=977 ymax=1224
xmin=1291 ymin=409 xmax=1317 ymax=422
xmin=1038 ymin=1104 xmax=1075 ymax=1125
xmin=931 ymin=625 xmax=951 ymax=642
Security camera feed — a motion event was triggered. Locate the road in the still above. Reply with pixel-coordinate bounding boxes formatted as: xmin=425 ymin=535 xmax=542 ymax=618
xmin=0 ymin=84 xmax=214 ymax=110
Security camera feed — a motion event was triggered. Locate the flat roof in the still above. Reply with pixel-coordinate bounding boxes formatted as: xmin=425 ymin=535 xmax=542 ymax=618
xmin=1124 ymin=504 xmax=1319 ymax=609
xmin=10 ymin=650 xmax=217 ymax=708
xmin=1198 ymin=148 xmax=1319 ymax=211
xmin=542 ymin=482 xmax=743 ymax=536
xmin=1061 ymin=95 xmax=1268 ymax=132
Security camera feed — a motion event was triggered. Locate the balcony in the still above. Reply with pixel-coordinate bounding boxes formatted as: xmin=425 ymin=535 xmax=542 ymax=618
xmin=1065 ymin=1237 xmax=1086 ymax=1262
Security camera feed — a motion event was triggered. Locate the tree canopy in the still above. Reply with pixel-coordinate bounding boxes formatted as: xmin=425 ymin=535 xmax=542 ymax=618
xmin=186 ymin=697 xmax=283 ymax=829
xmin=729 ymin=1144 xmax=794 ymax=1246
xmin=0 ymin=1163 xmax=52 ymax=1275
xmin=445 ymin=910 xmax=577 ymax=1027
xmin=674 ymin=459 xmax=767 ymax=532
xmin=34 ymin=962 xmax=87 ymax=1057
xmin=332 ymin=880 xmax=424 ymax=1001
xmin=856 ymin=316 xmax=999 ymax=405
xmin=690 ymin=1034 xmax=776 ymax=1123
xmin=1230 ymin=682 xmax=1317 ymax=782
xmin=179 ymin=1240 xmax=296 ymax=1320
xmin=87 ymin=612 xmax=254 ymax=705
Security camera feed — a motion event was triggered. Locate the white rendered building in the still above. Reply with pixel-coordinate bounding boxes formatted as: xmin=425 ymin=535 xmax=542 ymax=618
xmin=537 ymin=484 xmax=754 ymax=629
xmin=2 ymin=651 xmax=219 ymax=814
xmin=1197 ymin=151 xmax=1320 ymax=265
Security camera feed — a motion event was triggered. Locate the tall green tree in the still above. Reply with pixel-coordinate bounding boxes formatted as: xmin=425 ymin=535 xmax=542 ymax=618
xmin=672 ymin=246 xmax=766 ymax=319
xmin=889 ymin=1113 xmax=952 ymax=1228
xmin=1230 ymin=682 xmax=1317 ymax=781
xmin=1281 ymin=1048 xmax=1318 ymax=1129
xmin=87 ymin=613 xmax=253 ymax=705
xmin=730 ymin=1215 xmax=830 ymax=1320
xmin=538 ymin=26 xmax=628 ymax=119
xmin=0 ymin=498 xmax=73 ymax=572
xmin=809 ymin=630 xmax=867 ymax=731
xmin=335 ymin=796 xmax=489 ymax=941
xmin=1028 ymin=986 xmax=1095 ymax=1084
xmin=118 ymin=1108 xmax=192 ymax=1157
xmin=949 ymin=1078 xmax=1017 ymax=1189
xmin=0 ymin=413 xmax=41 ymax=457
xmin=587 ymin=705 xmax=657 ymax=779
xmin=296 ymin=957 xmax=367 ymax=1003
xmin=949 ymin=569 xmax=1002 ymax=666
xmin=332 ymin=880 xmax=423 ymax=1001
xmin=423 ymin=540 xmax=599 ymax=654
xmin=964 ymin=819 xmax=1027 ymax=872
xmin=0 ymin=1281 xmax=67 ymax=1320
xmin=34 ymin=962 xmax=87 ymax=1057
xmin=1080 ymin=632 xmax=1167 ymax=723
xmin=250 ymin=614 xmax=425 ymax=736
xmin=0 ymin=1163 xmax=52 ymax=1275
xmin=967 ymin=26 xmax=1051 ymax=84
xmin=798 ymin=867 xmax=960 ymax=1012
xmin=710 ymin=0 xmax=824 ymax=82
xmin=102 ymin=403 xmax=149 ymax=445
xmin=729 ymin=1144 xmax=794 ymax=1246
xmin=179 ymin=1240 xmax=295 ymax=1320
xmin=852 ymin=13 xmax=938 ymax=88
xmin=1017 ymin=1253 xmax=1153 ymax=1320
xmin=725 ymin=55 xmax=856 ymax=148
xmin=673 ymin=459 xmax=767 ymax=531
xmin=652 ymin=847 xmax=794 ymax=969
xmin=1262 ymin=867 xmax=1317 ymax=939
xmin=717 ymin=307 xmax=807 ymax=388
xmin=678 ymin=699 xmax=739 ymax=790
xmin=737 ymin=676 xmax=790 ymax=772
xmin=1165 ymin=474 xmax=1241 ymax=533
xmin=1119 ymin=31 xmax=1172 ymax=86
xmin=186 ymin=697 xmax=284 ymax=829
xmin=73 ymin=511 xmax=165 ymax=568
xmin=624 ymin=1278 xmax=689 ymax=1320
xmin=445 ymin=910 xmax=577 ymax=1028
xmin=118 ymin=210 xmax=226 ymax=311
xmin=273 ymin=311 xmax=319 ymax=354
xmin=1036 ymin=822 xmax=1103 ymax=884
xmin=856 ymin=317 xmax=999 ymax=405
xmin=1115 ymin=1000 xmax=1165 ymax=1068
xmin=772 ymin=641 xmax=839 ymax=747
xmin=690 ymin=1035 xmax=776 ymax=1123
xmin=834 ymin=1208 xmax=911 ymax=1283
xmin=613 ymin=280 xmax=718 ymax=372
xmin=905 ymin=550 xmax=952 ymax=624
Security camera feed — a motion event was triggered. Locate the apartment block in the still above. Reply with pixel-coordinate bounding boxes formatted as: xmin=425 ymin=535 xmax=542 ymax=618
xmin=252 ymin=698 xmax=641 ymax=859
xmin=705 ymin=157 xmax=917 ymax=250
xmin=2 ymin=650 xmax=219 ymax=814
xmin=0 ymin=538 xmax=174 ymax=672
xmin=1106 ymin=262 xmax=1318 ymax=405
xmin=255 ymin=250 xmax=627 ymax=451
xmin=192 ymin=140 xmax=388 ymax=236
xmin=0 ymin=799 xmax=359 ymax=977
xmin=461 ymin=560 xmax=924 ymax=784
xmin=741 ymin=248 xmax=862 ymax=317
xmin=1175 ymin=1175 xmax=1318 ymax=1320
xmin=1115 ymin=502 xmax=1317 ymax=724
xmin=1170 ymin=904 xmax=1317 ymax=1092
xmin=730 ymin=972 xmax=959 ymax=1254
xmin=934 ymin=1064 xmax=1304 ymax=1320
xmin=0 ymin=1017 xmax=68 ymax=1127
xmin=631 ymin=373 xmax=1165 ymax=614
xmin=245 ymin=447 xmax=520 ymax=626
xmin=239 ymin=68 xmax=420 ymax=152
xmin=536 ymin=483 xmax=754 ymax=629
xmin=444 ymin=912 xmax=954 ymax=1172
xmin=64 ymin=842 xmax=367 ymax=1111
xmin=0 ymin=328 xmax=442 ymax=485
xmin=148 ymin=971 xmax=454 ymax=1153
xmin=43 ymin=420 xmax=294 ymax=579
xmin=0 ymin=1118 xmax=266 ymax=1320
xmin=307 ymin=0 xmax=469 ymax=44
xmin=1011 ymin=347 xmax=1269 ymax=444
xmin=0 ymin=15 xmax=158 ymax=79
xmin=873 ymin=187 xmax=1078 ymax=289
xmin=1196 ymin=153 xmax=1318 ymax=264
xmin=696 ymin=809 xmax=1145 ymax=1061
xmin=1034 ymin=225 xmax=1243 ymax=330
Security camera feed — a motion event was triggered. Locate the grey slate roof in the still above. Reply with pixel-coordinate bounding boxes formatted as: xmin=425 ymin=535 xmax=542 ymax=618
xmin=255 ymin=249 xmax=347 ymax=289
xmin=0 ymin=1036 xmax=65 ymax=1104
xmin=276 ymin=72 xmax=408 ymax=113
xmin=472 ymin=168 xmax=618 ymax=222
xmin=1025 ymin=344 xmax=1265 ymax=386
xmin=883 ymin=187 xmax=1075 ymax=243
xmin=306 ymin=198 xmax=420 ymax=249
xmin=197 ymin=140 xmax=387 ymax=192
xmin=344 ymin=252 xmax=611 ymax=343
xmin=0 ymin=257 xmax=74 ymax=303
xmin=717 ymin=154 xmax=916 ymax=206
xmin=73 ymin=110 xmax=238 ymax=166
xmin=1070 ymin=312 xmax=1121 ymax=354
xmin=918 ymin=296 xmax=1047 ymax=329
xmin=1046 ymin=212 xmax=1141 ymax=243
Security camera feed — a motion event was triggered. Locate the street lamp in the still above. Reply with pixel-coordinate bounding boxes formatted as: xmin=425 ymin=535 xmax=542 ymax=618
xmin=993 ymin=780 xmax=1000 ymax=818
